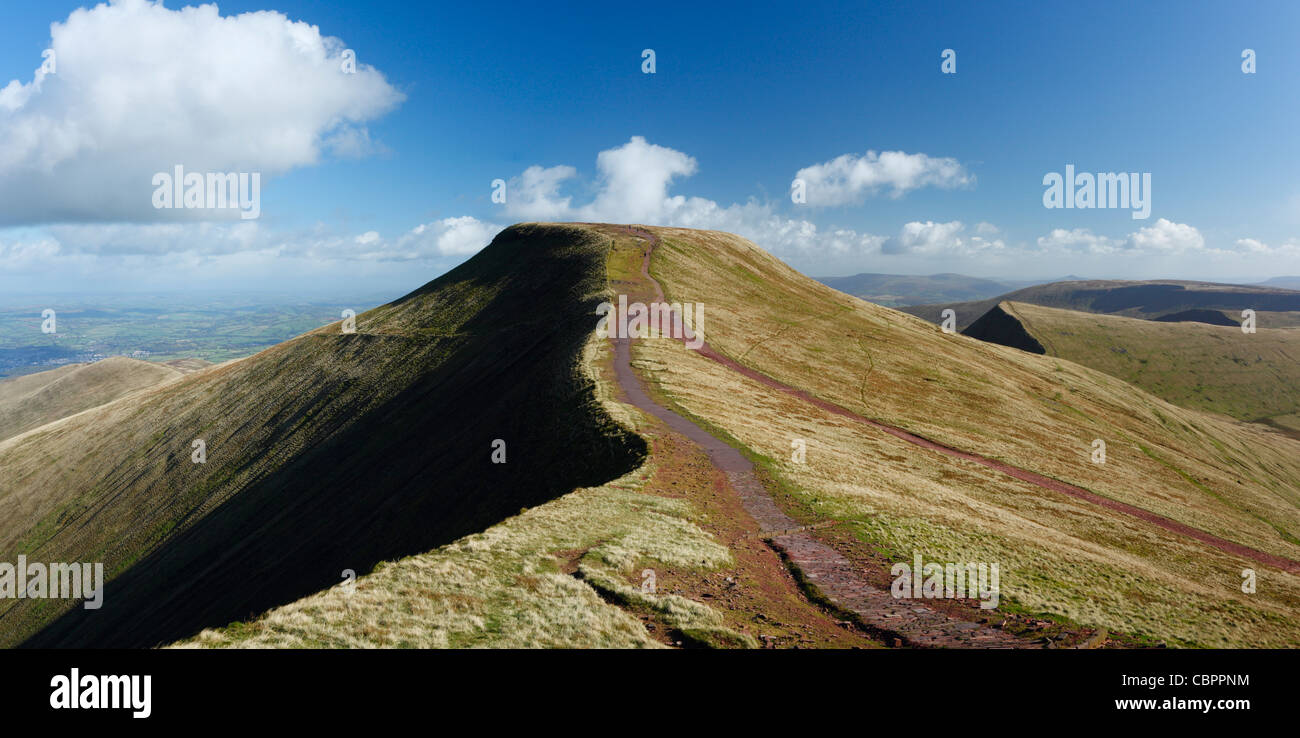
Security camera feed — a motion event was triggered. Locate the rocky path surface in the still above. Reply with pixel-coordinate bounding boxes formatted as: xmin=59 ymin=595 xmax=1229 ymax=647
xmin=609 ymin=227 xmax=1030 ymax=648
xmin=620 ymin=226 xmax=1300 ymax=578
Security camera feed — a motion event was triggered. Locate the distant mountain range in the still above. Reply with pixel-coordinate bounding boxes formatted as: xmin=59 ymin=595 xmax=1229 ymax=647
xmin=1257 ymin=276 xmax=1300 ymax=290
xmin=897 ymin=279 xmax=1300 ymax=332
xmin=814 ymin=273 xmax=1077 ymax=307
xmin=818 ymin=272 xmax=1300 ymax=312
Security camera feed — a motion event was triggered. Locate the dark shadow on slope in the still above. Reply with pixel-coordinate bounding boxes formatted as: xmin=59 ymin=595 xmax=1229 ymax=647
xmin=1152 ymin=309 xmax=1238 ymax=326
xmin=962 ymin=303 xmax=1045 ymax=355
xmin=21 ymin=224 xmax=646 ymax=648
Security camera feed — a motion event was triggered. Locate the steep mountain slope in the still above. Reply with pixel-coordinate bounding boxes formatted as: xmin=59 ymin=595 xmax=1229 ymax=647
xmin=960 ymin=302 xmax=1046 ymax=355
xmin=0 ymin=356 xmax=183 ymax=442
xmin=902 ymin=279 xmax=1300 ymax=331
xmin=963 ymin=300 xmax=1300 ymax=433
xmin=1 ymin=224 xmax=645 ymax=648
xmin=171 ymin=224 xmax=1299 ymax=648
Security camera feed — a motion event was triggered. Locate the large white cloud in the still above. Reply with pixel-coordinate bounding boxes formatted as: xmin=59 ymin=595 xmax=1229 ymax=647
xmin=1126 ymin=218 xmax=1205 ymax=254
xmin=0 ymin=0 xmax=403 ymax=225
xmin=793 ymin=150 xmax=973 ymax=206
xmin=579 ymin=136 xmax=698 ymax=222
xmin=1036 ymin=227 xmax=1122 ymax=255
xmin=1037 ymin=220 xmax=1226 ymax=257
xmin=881 ymin=220 xmax=1006 ymax=256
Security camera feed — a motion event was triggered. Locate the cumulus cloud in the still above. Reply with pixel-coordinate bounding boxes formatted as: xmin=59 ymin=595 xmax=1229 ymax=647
xmin=579 ymin=136 xmax=698 ymax=222
xmin=1036 ymin=227 xmax=1122 ymax=254
xmin=793 ymin=150 xmax=973 ymax=206
xmin=1234 ymin=237 xmax=1300 ymax=256
xmin=880 ymin=220 xmax=1006 ymax=256
xmin=0 ymin=0 xmax=404 ymax=225
xmin=398 ymin=216 xmax=502 ymax=257
xmin=1037 ymin=220 xmax=1209 ymax=256
xmin=1127 ymin=218 xmax=1205 ymax=253
xmin=22 ymin=125 xmax=1295 ymax=293
xmin=506 ymin=165 xmax=578 ymax=220
xmin=494 ymin=136 xmax=889 ymax=259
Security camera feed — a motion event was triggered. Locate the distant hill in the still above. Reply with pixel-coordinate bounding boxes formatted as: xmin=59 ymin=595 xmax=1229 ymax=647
xmin=964 ymin=300 xmax=1300 ymax=432
xmin=0 ymin=356 xmax=183 ymax=442
xmin=1258 ymin=276 xmax=1300 ymax=291
xmin=816 ymin=273 xmax=1028 ymax=307
xmin=902 ymin=279 xmax=1300 ymax=331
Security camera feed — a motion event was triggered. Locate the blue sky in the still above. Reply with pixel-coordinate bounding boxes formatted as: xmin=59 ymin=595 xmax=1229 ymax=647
xmin=2 ymin=0 xmax=1299 ymax=297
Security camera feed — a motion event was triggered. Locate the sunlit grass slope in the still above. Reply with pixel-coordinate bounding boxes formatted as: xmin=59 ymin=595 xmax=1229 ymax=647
xmin=0 ymin=356 xmax=183 ymax=442
xmin=634 ymin=226 xmax=1300 ymax=647
xmin=977 ymin=300 xmax=1300 ymax=429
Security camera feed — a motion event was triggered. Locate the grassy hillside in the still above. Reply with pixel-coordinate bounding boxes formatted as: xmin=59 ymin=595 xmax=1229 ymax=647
xmin=967 ymin=300 xmax=1300 ymax=432
xmin=171 ymin=224 xmax=1300 ymax=649
xmin=633 ymin=226 xmax=1300 ymax=647
xmin=173 ymin=227 xmax=882 ymax=651
xmin=903 ymin=279 xmax=1300 ymax=331
xmin=0 ymin=356 xmax=183 ymax=442
xmin=1 ymin=223 xmax=645 ymax=648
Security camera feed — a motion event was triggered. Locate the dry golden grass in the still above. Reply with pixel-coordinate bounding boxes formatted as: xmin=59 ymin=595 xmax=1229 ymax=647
xmin=1000 ymin=300 xmax=1300 ymax=426
xmin=630 ymin=225 xmax=1300 ymax=647
xmin=0 ymin=356 xmax=183 ymax=442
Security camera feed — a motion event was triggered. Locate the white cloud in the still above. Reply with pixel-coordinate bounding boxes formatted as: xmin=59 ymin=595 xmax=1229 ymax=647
xmin=0 ymin=0 xmax=404 ymax=225
xmin=400 ymin=216 xmax=501 ymax=257
xmin=793 ymin=150 xmax=973 ymax=206
xmin=1036 ymin=228 xmax=1122 ymax=254
xmin=506 ymin=165 xmax=578 ymax=220
xmin=495 ymin=136 xmax=888 ymax=259
xmin=1038 ymin=220 xmax=1210 ymax=256
xmin=1126 ymin=218 xmax=1204 ymax=253
xmin=881 ymin=220 xmax=1006 ymax=256
xmin=20 ymin=126 xmax=1299 ymax=293
xmin=579 ymin=136 xmax=698 ymax=222
xmin=1234 ymin=237 xmax=1300 ymax=256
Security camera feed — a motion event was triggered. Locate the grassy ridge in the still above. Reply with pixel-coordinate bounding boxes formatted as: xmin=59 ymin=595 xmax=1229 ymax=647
xmin=902 ymin=279 xmax=1300 ymax=332
xmin=985 ymin=300 xmax=1300 ymax=429
xmin=2 ymin=223 xmax=645 ymax=648
xmin=173 ymin=333 xmax=747 ymax=649
xmin=0 ymin=356 xmax=183 ymax=442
